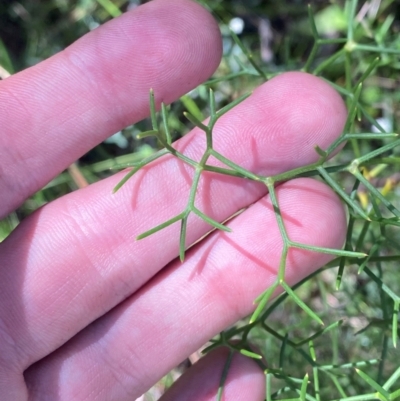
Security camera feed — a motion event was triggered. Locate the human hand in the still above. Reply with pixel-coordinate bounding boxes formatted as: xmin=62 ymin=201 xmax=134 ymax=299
xmin=0 ymin=0 xmax=348 ymax=399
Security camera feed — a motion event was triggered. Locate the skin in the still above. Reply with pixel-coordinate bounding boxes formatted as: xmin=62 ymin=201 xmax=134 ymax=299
xmin=0 ymin=0 xmax=348 ymax=399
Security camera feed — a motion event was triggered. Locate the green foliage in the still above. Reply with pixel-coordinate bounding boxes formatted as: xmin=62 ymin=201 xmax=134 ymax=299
xmin=113 ymin=0 xmax=400 ymax=399
xmin=1 ymin=0 xmax=400 ymax=399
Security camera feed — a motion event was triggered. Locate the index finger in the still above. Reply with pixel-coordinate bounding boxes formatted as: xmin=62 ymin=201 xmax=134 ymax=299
xmin=0 ymin=0 xmax=222 ymax=218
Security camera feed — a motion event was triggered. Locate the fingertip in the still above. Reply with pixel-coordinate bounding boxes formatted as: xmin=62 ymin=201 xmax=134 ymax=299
xmin=274 ymin=71 xmax=348 ymax=142
xmin=64 ymin=0 xmax=223 ymax=108
xmin=160 ymin=347 xmax=265 ymax=401
xmin=0 ymin=0 xmax=223 ymax=216
xmin=258 ymin=71 xmax=347 ymax=127
xmin=251 ymin=71 xmax=347 ymax=168
xmin=211 ymin=71 xmax=347 ymax=178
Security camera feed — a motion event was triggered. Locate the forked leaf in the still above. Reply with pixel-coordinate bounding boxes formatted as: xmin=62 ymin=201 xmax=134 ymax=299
xmin=345 ymin=133 xmax=398 ymax=140
xmin=358 ymin=243 xmax=380 ymax=274
xmin=149 ymin=89 xmax=158 ymax=131
xmin=355 ymin=220 xmax=371 ymax=251
xmin=363 ymin=266 xmax=400 ymax=302
xmin=136 ymin=129 xmax=159 ymax=140
xmin=314 ymin=145 xmax=328 ymax=158
xmin=313 ymin=365 xmax=321 ymax=401
xmin=290 ymin=241 xmax=367 ymax=258
xmin=113 ymin=149 xmax=169 ymax=193
xmin=317 ymin=165 xmax=370 ymax=221
xmin=229 ymin=30 xmax=267 ymax=79
xmin=266 ymin=182 xmax=290 ymax=245
xmin=320 ymin=370 xmax=348 ymax=398
xmin=359 ymin=103 xmax=387 ymax=133
xmin=180 ymin=93 xmax=204 ymax=122
xmin=281 ymin=281 xmax=324 ymax=326
xmin=161 ymin=103 xmax=172 ymax=145
xmin=205 ymin=70 xmax=248 ymax=86
xmin=193 ymin=208 xmax=232 ymax=233
xmin=250 ymin=282 xmax=278 ymax=323
xmin=113 ymin=165 xmax=141 ymax=193
xmin=136 ymin=213 xmax=184 ymax=240
xmin=296 ymin=320 xmax=343 ymax=347
xmin=355 ymin=138 xmax=400 ymax=165
xmin=307 ymin=4 xmax=319 ymax=39
xmin=210 ymin=149 xmax=259 ymax=180
xmin=336 ymin=256 xmax=346 ymax=291
xmin=266 ymin=372 xmax=272 ymax=401
xmin=337 ymin=198 xmax=357 ymax=289
xmin=313 ymin=48 xmax=345 ymax=75
xmin=376 ymin=14 xmax=395 ymax=42
xmin=319 ymin=358 xmax=380 ymax=371
xmin=239 ymin=348 xmax=262 ymax=359
xmin=309 ymin=340 xmax=316 ymax=361
xmin=350 ymin=168 xmax=400 ymax=218
xmin=346 ymin=0 xmax=358 ymax=42
xmin=356 ymin=369 xmax=391 ymax=400
xmin=392 ymin=301 xmax=399 ymax=349
xmin=179 ymin=216 xmax=189 ymax=262
xmin=233 ymin=54 xmax=249 ymax=72
xmin=203 ymin=165 xmax=245 ymax=179
xmin=183 ymin=111 xmax=208 ymax=131
xmin=279 ymin=333 xmax=289 ymax=369
xmin=303 ymin=6 xmax=319 ymax=72
xmin=217 ymin=351 xmax=234 ymax=401
xmin=354 ymin=57 xmax=380 ymax=88
xmin=300 ymin=374 xmax=309 ymax=401
xmin=208 ymin=88 xmax=216 ymax=118
xmin=342 ymin=82 xmax=363 ymax=134
xmin=383 ymin=366 xmax=400 ymax=390
xmin=353 ymin=43 xmax=400 ymax=55
xmin=216 ymin=92 xmax=251 ymax=118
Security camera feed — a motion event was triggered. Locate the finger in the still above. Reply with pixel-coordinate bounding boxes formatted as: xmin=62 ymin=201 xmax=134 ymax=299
xmin=159 ymin=347 xmax=265 ymax=401
xmin=0 ymin=0 xmax=222 ymax=218
xmin=0 ymin=73 xmax=346 ymax=377
xmin=24 ymin=178 xmax=346 ymax=400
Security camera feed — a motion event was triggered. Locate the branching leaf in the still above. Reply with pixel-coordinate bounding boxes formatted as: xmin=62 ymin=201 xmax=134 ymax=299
xmin=136 ymin=213 xmax=185 ymax=240
xmin=281 ymin=282 xmax=324 ymax=326
xmin=356 ymin=369 xmax=391 ymax=400
xmin=250 ymin=282 xmax=279 ymax=324
xmin=239 ymin=348 xmax=262 ymax=359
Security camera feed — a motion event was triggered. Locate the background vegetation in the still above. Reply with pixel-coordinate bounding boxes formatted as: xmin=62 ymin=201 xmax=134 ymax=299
xmin=1 ymin=0 xmax=400 ymax=400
